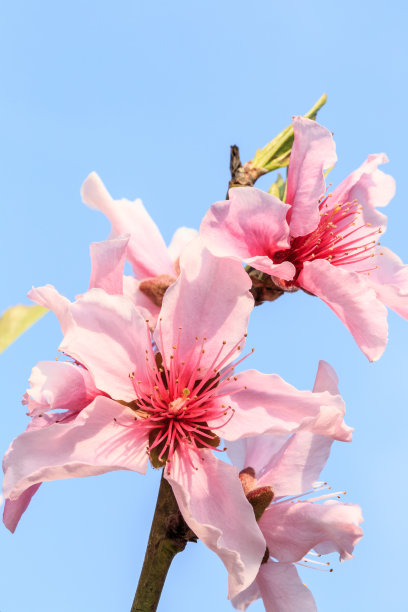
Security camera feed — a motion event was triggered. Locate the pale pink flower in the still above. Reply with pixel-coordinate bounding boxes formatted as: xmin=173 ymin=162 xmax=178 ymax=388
xmin=3 ymin=241 xmax=351 ymax=598
xmin=82 ymin=172 xmax=197 ymax=320
xmin=2 ymin=238 xmax=126 ymax=532
xmin=200 ymin=117 xmax=405 ymax=361
xmin=228 ymin=362 xmax=363 ymax=612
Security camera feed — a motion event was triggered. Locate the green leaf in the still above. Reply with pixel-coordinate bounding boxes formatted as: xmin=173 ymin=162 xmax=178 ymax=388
xmin=252 ymin=93 xmax=328 ymax=172
xmin=268 ymin=173 xmax=286 ymax=200
xmin=0 ymin=304 xmax=48 ymax=353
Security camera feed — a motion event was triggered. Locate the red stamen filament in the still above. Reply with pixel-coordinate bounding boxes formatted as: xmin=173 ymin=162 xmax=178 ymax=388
xmin=125 ymin=325 xmax=252 ymax=471
xmin=274 ymin=197 xmax=383 ymax=279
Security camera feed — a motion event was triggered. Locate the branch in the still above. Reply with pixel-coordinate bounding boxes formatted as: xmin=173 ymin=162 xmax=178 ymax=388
xmin=131 ymin=474 xmax=196 ymax=612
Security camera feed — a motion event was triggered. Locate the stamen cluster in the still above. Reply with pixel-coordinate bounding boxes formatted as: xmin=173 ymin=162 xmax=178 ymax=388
xmin=129 ymin=323 xmax=250 ymax=471
xmin=275 ymin=196 xmax=383 ymax=280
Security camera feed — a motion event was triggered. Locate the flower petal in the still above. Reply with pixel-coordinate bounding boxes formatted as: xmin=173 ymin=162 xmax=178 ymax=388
xmin=200 ymin=187 xmax=295 ymax=280
xmin=60 ymin=289 xmax=150 ymax=400
xmin=122 ymin=275 xmax=161 ymax=324
xmin=215 ymin=369 xmax=352 ymax=442
xmin=167 ymin=227 xmax=198 ymax=264
xmin=3 ymin=396 xmax=149 ymax=505
xmin=331 ymin=153 xmax=395 ymax=209
xmin=256 ymin=432 xmax=333 ymax=497
xmin=165 ymin=449 xmax=266 ymax=599
xmin=81 ymin=172 xmax=173 ymax=278
xmin=230 ymin=575 xmax=261 ymax=611
xmin=365 ymin=246 xmax=408 ymax=319
xmin=3 ymin=484 xmax=41 ymax=533
xmin=312 ymin=360 xmax=339 ymax=395
xmin=28 ymin=284 xmax=72 ymax=335
xmin=89 ymin=236 xmax=129 ymax=295
xmin=227 ymin=434 xmax=289 ymax=475
xmin=156 ymin=239 xmax=254 ymax=373
xmin=23 ymin=360 xmax=101 ymax=417
xmin=256 ymin=562 xmax=317 ymax=612
xmin=299 ymin=259 xmax=388 ymax=361
xmin=286 ymin=117 xmax=337 ymax=238
xmin=260 ymin=500 xmax=363 ymax=563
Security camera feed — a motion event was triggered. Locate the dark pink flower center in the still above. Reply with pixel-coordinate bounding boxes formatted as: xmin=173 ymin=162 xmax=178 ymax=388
xmin=274 ymin=196 xmax=383 ymax=281
xmin=129 ymin=323 xmax=251 ymax=471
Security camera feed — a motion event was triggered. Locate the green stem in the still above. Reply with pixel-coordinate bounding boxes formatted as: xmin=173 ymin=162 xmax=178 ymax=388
xmin=131 ymin=473 xmax=196 ymax=612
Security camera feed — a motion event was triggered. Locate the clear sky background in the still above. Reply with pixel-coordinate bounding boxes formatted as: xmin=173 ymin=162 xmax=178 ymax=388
xmin=1 ymin=1 xmax=407 ymax=611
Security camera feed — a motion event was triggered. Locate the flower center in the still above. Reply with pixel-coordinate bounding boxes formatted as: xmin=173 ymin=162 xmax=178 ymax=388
xmin=274 ymin=196 xmax=383 ymax=281
xmin=129 ymin=323 xmax=251 ymax=472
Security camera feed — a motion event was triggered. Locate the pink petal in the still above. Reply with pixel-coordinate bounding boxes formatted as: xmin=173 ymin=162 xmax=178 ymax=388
xmin=331 ymin=153 xmax=395 ymax=209
xmin=299 ymin=259 xmax=388 ymax=361
xmin=227 ymin=435 xmax=289 ymax=476
xmin=60 ymin=289 xmax=150 ymax=401
xmin=81 ymin=172 xmax=173 ymax=278
xmin=256 ymin=432 xmax=333 ymax=497
xmin=286 ymin=117 xmax=337 ymax=238
xmin=228 ymin=360 xmax=341 ymax=480
xmin=256 ymin=562 xmax=317 ymax=612
xmin=260 ymin=500 xmax=363 ymax=563
xmin=167 ymin=227 xmax=198 ymax=263
xmin=122 ymin=275 xmax=161 ymax=324
xmin=3 ymin=484 xmax=41 ymax=533
xmin=312 ymin=360 xmax=339 ymax=395
xmin=24 ymin=360 xmax=101 ymax=417
xmin=200 ymin=187 xmax=295 ymax=280
xmin=365 ymin=246 xmax=408 ymax=319
xmin=89 ymin=236 xmax=129 ymax=295
xmin=3 ymin=396 xmax=149 ymax=504
xmin=216 ymin=369 xmax=352 ymax=442
xmin=230 ymin=576 xmax=261 ymax=611
xmin=165 ymin=449 xmax=266 ymax=599
xmin=28 ymin=284 xmax=72 ymax=335
xmin=155 ymin=239 xmax=254 ymax=374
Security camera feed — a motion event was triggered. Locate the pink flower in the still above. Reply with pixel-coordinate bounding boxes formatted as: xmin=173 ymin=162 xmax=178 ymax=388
xmin=228 ymin=362 xmax=363 ymax=612
xmin=2 ymin=236 xmax=129 ymax=532
xmin=82 ymin=172 xmax=197 ymax=320
xmin=3 ymin=241 xmax=351 ymax=598
xmin=200 ymin=117 xmax=405 ymax=361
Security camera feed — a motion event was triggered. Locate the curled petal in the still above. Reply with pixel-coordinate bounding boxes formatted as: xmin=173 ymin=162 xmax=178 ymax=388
xmin=28 ymin=285 xmax=72 ymax=335
xmin=312 ymin=360 xmax=339 ymax=395
xmin=299 ymin=259 xmax=388 ymax=361
xmin=331 ymin=153 xmax=395 ymax=209
xmin=24 ymin=360 xmax=101 ymax=417
xmin=81 ymin=172 xmax=173 ymax=278
xmin=260 ymin=500 xmax=363 ymax=563
xmin=165 ymin=449 xmax=266 ymax=599
xmin=287 ymin=117 xmax=337 ymax=238
xmin=89 ymin=236 xmax=129 ymax=295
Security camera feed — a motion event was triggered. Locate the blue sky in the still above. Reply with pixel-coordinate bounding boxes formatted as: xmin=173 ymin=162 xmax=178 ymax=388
xmin=1 ymin=1 xmax=407 ymax=610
